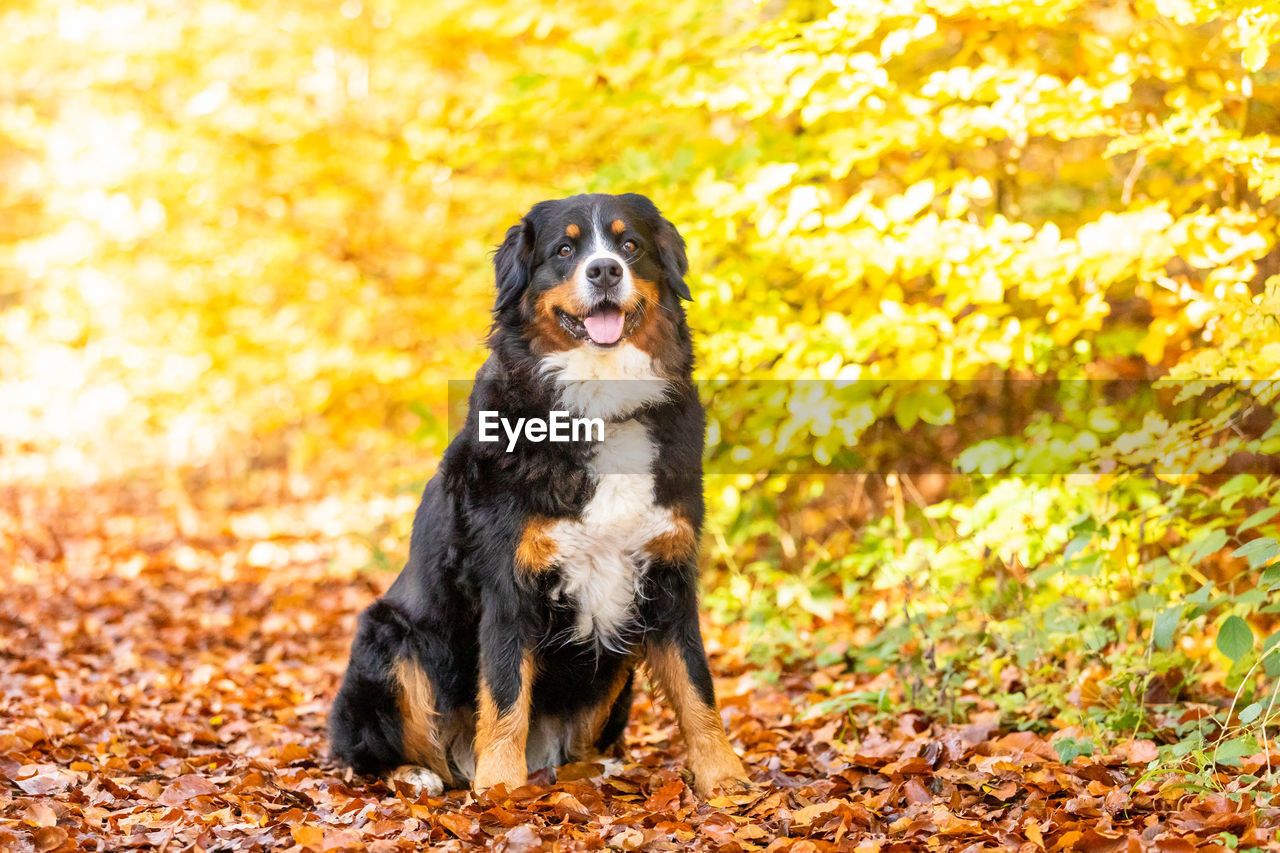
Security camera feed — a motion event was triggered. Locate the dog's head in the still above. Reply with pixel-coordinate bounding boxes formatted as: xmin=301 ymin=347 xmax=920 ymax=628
xmin=490 ymin=194 xmax=691 ymax=369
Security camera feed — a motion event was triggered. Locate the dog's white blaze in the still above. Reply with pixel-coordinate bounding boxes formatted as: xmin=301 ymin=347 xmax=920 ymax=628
xmin=547 ymin=419 xmax=683 ymax=646
xmin=572 ymin=215 xmax=634 ymax=308
xmin=539 ymin=343 xmax=668 ymax=421
xmin=574 ymin=248 xmax=634 ymax=308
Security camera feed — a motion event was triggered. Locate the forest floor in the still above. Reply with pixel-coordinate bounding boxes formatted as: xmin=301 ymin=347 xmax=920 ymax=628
xmin=2 ymin=468 xmax=1278 ymax=852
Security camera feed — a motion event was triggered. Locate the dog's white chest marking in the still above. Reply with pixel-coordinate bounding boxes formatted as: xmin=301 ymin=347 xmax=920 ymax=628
xmin=535 ymin=342 xmax=680 ymax=646
xmin=547 ymin=419 xmax=681 ymax=647
xmin=539 ymin=343 xmax=668 ymax=421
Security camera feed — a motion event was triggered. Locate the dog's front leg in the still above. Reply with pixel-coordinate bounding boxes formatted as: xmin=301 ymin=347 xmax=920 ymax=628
xmin=472 ymin=602 xmax=534 ymax=793
xmin=644 ymin=629 xmax=751 ymax=797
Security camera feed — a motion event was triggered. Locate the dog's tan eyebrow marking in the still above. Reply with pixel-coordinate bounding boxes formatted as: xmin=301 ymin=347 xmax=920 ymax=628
xmin=611 ymin=219 xmax=626 ymax=235
xmin=565 ymin=223 xmax=580 ymax=239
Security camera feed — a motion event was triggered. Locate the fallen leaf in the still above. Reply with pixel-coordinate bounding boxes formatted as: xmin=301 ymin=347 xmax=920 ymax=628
xmin=903 ymin=778 xmax=932 ymax=805
xmin=610 ymin=829 xmax=645 ymax=851
xmin=24 ymin=801 xmax=58 ymax=828
xmin=645 ymin=779 xmax=684 ymax=812
xmin=292 ymin=824 xmax=325 ymax=849
xmin=158 ymin=774 xmax=218 ymax=806
xmin=17 ymin=766 xmax=76 ymax=795
xmin=31 ymin=826 xmax=68 ymax=852
xmin=438 ymin=813 xmax=477 ymax=839
xmin=1122 ymin=740 xmax=1159 ymax=764
xmin=498 ymin=825 xmax=543 ymax=853
xmin=556 ymin=762 xmax=604 ymax=781
xmin=792 ymin=799 xmax=845 ymax=828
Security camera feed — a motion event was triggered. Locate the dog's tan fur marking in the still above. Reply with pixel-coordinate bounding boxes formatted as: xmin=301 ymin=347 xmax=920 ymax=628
xmin=645 ymin=643 xmax=749 ymax=797
xmin=528 ymin=271 xmax=679 ymax=372
xmin=611 ymin=219 xmax=626 ymax=235
xmin=529 ymin=280 xmax=587 ymax=354
xmin=625 ymin=278 xmax=681 ymax=373
xmin=644 ymin=514 xmax=696 ymax=563
xmin=473 ymin=652 xmax=535 ymax=792
xmin=394 ymin=657 xmax=452 ymax=783
xmin=515 ymin=516 xmax=559 ymax=573
xmin=566 ymin=223 xmax=580 ymax=238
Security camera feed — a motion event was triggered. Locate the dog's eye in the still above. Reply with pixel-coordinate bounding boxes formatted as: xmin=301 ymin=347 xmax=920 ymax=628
xmin=557 ymin=244 xmax=573 ymax=258
xmin=621 ymin=239 xmax=637 ymax=253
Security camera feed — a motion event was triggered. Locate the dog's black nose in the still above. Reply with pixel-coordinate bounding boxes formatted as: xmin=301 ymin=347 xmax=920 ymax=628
xmin=585 ymin=257 xmax=623 ymax=290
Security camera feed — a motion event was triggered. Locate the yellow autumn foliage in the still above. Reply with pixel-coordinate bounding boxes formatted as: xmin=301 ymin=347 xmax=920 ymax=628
xmin=4 ymin=0 xmax=1276 ymax=475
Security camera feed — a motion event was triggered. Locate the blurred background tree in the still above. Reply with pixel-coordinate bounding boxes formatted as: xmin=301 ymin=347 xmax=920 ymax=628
xmin=3 ymin=0 xmax=1279 ymax=761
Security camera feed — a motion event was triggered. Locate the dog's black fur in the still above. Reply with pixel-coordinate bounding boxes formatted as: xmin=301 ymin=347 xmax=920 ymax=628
xmin=329 ymin=193 xmax=748 ymax=796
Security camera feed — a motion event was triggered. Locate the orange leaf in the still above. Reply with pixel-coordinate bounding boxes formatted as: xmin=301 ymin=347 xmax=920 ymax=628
xmin=32 ymin=826 xmax=68 ymax=852
xmin=291 ymin=825 xmax=325 ymax=850
xmin=644 ymin=779 xmax=684 ymax=812
xmin=437 ymin=813 xmax=476 ymax=839
xmin=158 ymin=774 xmax=218 ymax=806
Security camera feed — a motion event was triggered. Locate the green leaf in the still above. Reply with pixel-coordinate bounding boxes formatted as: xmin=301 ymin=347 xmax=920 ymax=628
xmin=1064 ymin=534 xmax=1091 ymax=561
xmin=892 ymin=394 xmax=921 ymax=430
xmin=1187 ymin=582 xmax=1215 ymax=604
xmin=1147 ymin=556 xmax=1174 ymax=583
xmin=1262 ymin=563 xmax=1280 ymax=588
xmin=1235 ymin=589 xmax=1268 ymax=606
xmin=1267 ymin=634 xmax=1280 ymax=679
xmin=1054 ymin=736 xmax=1094 ymax=763
xmin=1154 ymin=605 xmax=1181 ymax=651
xmin=1214 ymin=736 xmax=1257 ymax=767
xmin=1238 ymin=702 xmax=1263 ymax=725
xmin=1217 ymin=615 xmax=1254 ymax=661
xmin=892 ymin=391 xmax=953 ymax=430
xmin=1231 ymin=537 xmax=1279 ymax=569
xmin=1073 ymin=554 xmax=1104 ymax=578
xmin=1221 ymin=475 xmax=1260 ymax=497
xmin=1239 ymin=506 xmax=1280 ymax=535
xmin=955 ymin=440 xmax=1015 ymax=474
xmin=1187 ymin=528 xmax=1228 ymax=564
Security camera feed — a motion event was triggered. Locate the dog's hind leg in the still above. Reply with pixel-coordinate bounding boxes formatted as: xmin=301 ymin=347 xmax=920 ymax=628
xmin=387 ymin=656 xmax=452 ymax=795
xmin=329 ymin=600 xmax=454 ymax=793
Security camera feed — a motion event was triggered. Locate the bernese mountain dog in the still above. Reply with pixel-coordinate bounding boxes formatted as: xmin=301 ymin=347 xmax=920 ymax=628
xmin=329 ymin=193 xmax=751 ymax=798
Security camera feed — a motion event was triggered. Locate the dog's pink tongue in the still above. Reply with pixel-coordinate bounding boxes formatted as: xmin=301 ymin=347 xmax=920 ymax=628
xmin=583 ymin=308 xmax=625 ymax=345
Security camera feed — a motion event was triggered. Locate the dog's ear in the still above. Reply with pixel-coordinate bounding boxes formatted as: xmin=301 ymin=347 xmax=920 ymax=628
xmin=655 ymin=216 xmax=691 ymax=301
xmin=493 ymin=219 xmax=535 ymax=312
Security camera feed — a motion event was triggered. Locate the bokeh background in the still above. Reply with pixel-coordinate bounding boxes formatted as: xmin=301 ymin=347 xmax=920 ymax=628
xmin=3 ymin=0 xmax=1279 ymax=762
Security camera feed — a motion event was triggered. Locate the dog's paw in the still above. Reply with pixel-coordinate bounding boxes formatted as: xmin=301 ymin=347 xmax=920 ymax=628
xmin=690 ymin=757 xmax=753 ymax=799
xmin=472 ymin=747 xmax=530 ymax=794
xmin=471 ymin=774 xmax=526 ymax=795
xmin=704 ymin=773 xmax=755 ymax=796
xmin=387 ymin=764 xmax=445 ymax=797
